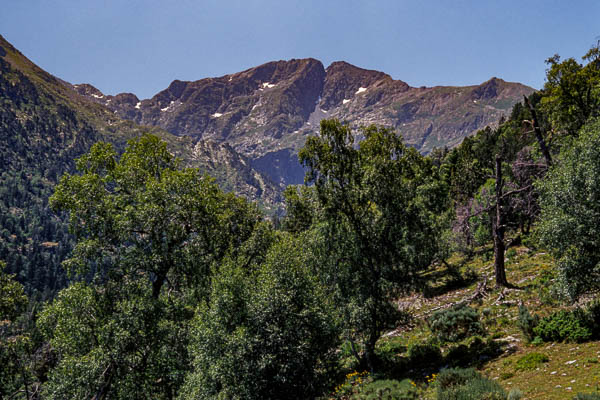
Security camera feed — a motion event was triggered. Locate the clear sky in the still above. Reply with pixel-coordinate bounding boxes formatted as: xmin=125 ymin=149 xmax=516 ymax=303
xmin=3 ymin=0 xmax=598 ymax=99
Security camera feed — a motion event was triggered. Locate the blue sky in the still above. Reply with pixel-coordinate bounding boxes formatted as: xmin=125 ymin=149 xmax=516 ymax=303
xmin=3 ymin=1 xmax=598 ymax=99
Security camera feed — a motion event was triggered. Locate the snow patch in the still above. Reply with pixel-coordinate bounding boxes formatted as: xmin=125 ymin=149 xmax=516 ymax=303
xmin=262 ymin=82 xmax=276 ymax=89
xmin=343 ymin=99 xmax=351 ymax=104
xmin=228 ymin=76 xmax=233 ymax=82
xmin=211 ymin=113 xmax=223 ymax=118
xmin=92 ymin=93 xmax=104 ymax=99
xmin=321 ymin=109 xmax=327 ymax=113
xmin=252 ymin=104 xmax=259 ymax=110
xmin=355 ymin=87 xmax=367 ymax=94
xmin=135 ymin=102 xmax=141 ymax=109
xmin=161 ymin=101 xmax=176 ymax=112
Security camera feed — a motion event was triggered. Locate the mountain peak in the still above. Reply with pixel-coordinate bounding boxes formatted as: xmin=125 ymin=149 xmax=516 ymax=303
xmin=321 ymin=61 xmax=400 ymax=109
xmin=55 ymin=51 xmax=533 ymax=185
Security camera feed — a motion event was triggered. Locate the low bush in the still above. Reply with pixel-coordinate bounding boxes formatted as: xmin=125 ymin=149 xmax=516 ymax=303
xmin=507 ymin=388 xmax=523 ymax=400
xmin=586 ymin=300 xmax=600 ymax=337
xmin=444 ymin=336 xmax=502 ymax=368
xmin=514 ymin=352 xmax=549 ymax=371
xmin=573 ymin=394 xmax=600 ymax=400
xmin=428 ymin=305 xmax=484 ymax=343
xmin=406 ymin=342 xmax=442 ymax=368
xmin=436 ymin=367 xmax=507 ymax=400
xmin=500 ymin=372 xmax=514 ymax=380
xmin=517 ymin=305 xmax=539 ymax=342
xmin=533 ymin=310 xmax=592 ymax=343
xmin=376 ymin=339 xmax=409 ymax=375
xmin=349 ymin=379 xmax=418 ymax=400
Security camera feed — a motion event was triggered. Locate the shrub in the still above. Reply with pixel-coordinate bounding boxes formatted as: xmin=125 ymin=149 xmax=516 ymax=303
xmin=573 ymin=394 xmax=600 ymax=400
xmin=436 ymin=367 xmax=507 ymax=400
xmin=406 ymin=342 xmax=442 ymax=367
xmin=534 ymin=310 xmax=592 ymax=343
xmin=530 ymin=336 xmax=544 ymax=346
xmin=585 ymin=300 xmax=600 ymax=338
xmin=507 ymin=388 xmax=523 ymax=400
xmin=349 ymin=379 xmax=419 ymax=400
xmin=500 ymin=372 xmax=514 ymax=380
xmin=376 ymin=339 xmax=409 ymax=374
xmin=428 ymin=305 xmax=484 ymax=343
xmin=444 ymin=336 xmax=501 ymax=368
xmin=517 ymin=305 xmax=539 ymax=342
xmin=515 ymin=352 xmax=549 ymax=371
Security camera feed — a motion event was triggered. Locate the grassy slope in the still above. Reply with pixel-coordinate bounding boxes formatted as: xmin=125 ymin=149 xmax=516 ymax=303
xmin=362 ymin=245 xmax=600 ymax=399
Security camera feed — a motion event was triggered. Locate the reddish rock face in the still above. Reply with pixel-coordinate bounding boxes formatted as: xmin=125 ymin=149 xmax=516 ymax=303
xmin=74 ymin=58 xmax=534 ymax=185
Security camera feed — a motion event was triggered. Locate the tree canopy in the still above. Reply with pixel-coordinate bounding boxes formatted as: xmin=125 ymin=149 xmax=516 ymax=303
xmin=299 ymin=120 xmax=447 ymax=370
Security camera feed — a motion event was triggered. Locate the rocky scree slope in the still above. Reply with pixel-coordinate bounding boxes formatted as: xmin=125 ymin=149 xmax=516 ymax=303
xmin=76 ymin=59 xmax=534 ymax=185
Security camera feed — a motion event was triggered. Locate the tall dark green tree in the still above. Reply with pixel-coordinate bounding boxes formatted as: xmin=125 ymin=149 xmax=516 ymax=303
xmin=299 ymin=119 xmax=446 ymax=370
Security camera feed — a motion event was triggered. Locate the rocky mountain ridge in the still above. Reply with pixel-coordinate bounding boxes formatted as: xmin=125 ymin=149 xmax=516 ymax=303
xmin=74 ymin=59 xmax=534 ymax=185
xmin=0 ymin=34 xmax=283 ymax=210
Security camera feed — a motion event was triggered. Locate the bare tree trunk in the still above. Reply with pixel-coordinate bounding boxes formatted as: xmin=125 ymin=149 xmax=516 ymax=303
xmin=524 ymin=95 xmax=552 ymax=167
xmin=494 ymin=155 xmax=508 ymax=287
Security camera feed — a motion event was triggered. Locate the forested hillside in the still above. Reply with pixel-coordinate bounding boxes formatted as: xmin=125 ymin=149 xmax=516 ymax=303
xmin=2 ymin=37 xmax=600 ymax=399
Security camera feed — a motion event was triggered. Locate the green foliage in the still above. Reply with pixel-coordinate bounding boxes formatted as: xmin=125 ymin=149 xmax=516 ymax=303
xmin=514 ymin=352 xmax=549 ymax=371
xmin=42 ymin=135 xmax=261 ymax=399
xmin=533 ymin=310 xmax=592 ymax=343
xmin=444 ymin=336 xmax=502 ymax=368
xmin=428 ymin=304 xmax=484 ymax=343
xmin=435 ymin=367 xmax=507 ymax=400
xmin=351 ymin=378 xmax=419 ymax=399
xmin=537 ymin=118 xmax=600 ymax=293
xmin=39 ymin=281 xmax=189 ymax=399
xmin=541 ymin=45 xmax=600 ymax=136
xmin=299 ymin=120 xmax=447 ymax=368
xmin=517 ymin=305 xmax=539 ymax=342
xmin=406 ymin=342 xmax=443 ymax=368
xmin=0 ymin=261 xmax=34 ymax=399
xmin=573 ymin=393 xmax=600 ymax=400
xmin=507 ymin=388 xmax=523 ymax=400
xmin=179 ymin=234 xmax=340 ymax=400
xmin=537 ymin=118 xmax=600 ymax=299
xmin=282 ymin=185 xmax=320 ymax=233
xmin=0 ymin=261 xmax=27 ymax=320
xmin=50 ymin=134 xmax=259 ymax=298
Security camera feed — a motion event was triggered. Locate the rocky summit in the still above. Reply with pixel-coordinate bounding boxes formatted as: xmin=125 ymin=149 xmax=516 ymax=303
xmin=75 ymin=59 xmax=533 ymax=186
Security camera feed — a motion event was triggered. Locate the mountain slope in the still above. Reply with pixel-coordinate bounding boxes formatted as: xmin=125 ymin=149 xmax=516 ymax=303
xmin=77 ymin=59 xmax=534 ymax=185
